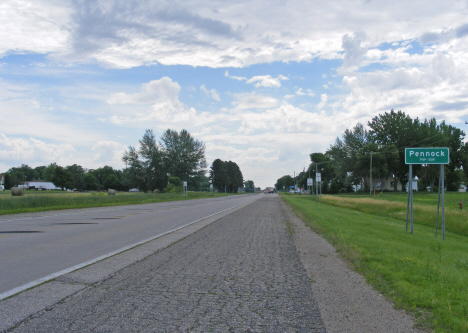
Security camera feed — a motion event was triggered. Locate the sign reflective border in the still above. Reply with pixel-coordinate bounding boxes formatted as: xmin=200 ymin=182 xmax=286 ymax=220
xmin=405 ymin=147 xmax=449 ymax=164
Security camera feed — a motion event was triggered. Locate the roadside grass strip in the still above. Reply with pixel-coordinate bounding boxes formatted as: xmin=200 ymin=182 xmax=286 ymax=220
xmin=325 ymin=193 xmax=468 ymax=238
xmin=0 ymin=191 xmax=230 ymax=215
xmin=281 ymin=194 xmax=468 ymax=332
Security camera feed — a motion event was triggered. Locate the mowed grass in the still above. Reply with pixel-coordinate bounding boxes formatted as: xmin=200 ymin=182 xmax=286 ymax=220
xmin=281 ymin=193 xmax=468 ymax=332
xmin=328 ymin=191 xmax=468 ymax=237
xmin=0 ymin=190 xmax=230 ymax=215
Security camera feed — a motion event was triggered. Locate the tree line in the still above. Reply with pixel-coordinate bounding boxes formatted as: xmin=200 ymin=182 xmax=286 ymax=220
xmin=209 ymin=159 xmax=244 ymax=193
xmin=3 ymin=128 xmax=247 ymax=193
xmin=276 ymin=110 xmax=467 ymax=193
xmin=3 ymin=163 xmax=125 ymax=191
xmin=122 ymin=129 xmax=209 ymax=192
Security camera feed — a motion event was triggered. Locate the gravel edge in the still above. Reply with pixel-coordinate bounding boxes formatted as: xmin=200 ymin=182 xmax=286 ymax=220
xmin=280 ymin=198 xmax=428 ymax=333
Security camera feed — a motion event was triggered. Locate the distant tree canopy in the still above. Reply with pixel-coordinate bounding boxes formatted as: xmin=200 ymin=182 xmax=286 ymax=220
xmin=244 ymin=180 xmax=255 ymax=192
xmin=278 ymin=110 xmax=467 ymax=194
xmin=2 ymin=129 xmax=208 ymax=193
xmin=122 ymin=129 xmax=207 ymax=192
xmin=274 ymin=175 xmax=294 ymax=191
xmin=209 ymin=159 xmax=244 ymax=193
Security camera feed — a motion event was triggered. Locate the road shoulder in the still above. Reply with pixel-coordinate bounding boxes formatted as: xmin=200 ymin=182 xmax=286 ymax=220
xmin=280 ymin=198 xmax=426 ymax=333
xmin=0 ymin=199 xmax=255 ymax=332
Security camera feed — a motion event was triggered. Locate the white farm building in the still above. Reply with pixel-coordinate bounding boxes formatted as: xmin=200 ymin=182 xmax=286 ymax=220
xmin=24 ymin=180 xmax=61 ymax=190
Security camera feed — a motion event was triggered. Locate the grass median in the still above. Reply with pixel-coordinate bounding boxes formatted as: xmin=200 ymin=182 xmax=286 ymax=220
xmin=281 ymin=192 xmax=468 ymax=332
xmin=0 ymin=190 xmax=231 ymax=216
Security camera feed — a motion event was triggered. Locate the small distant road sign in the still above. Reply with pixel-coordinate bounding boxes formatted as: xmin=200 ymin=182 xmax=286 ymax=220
xmin=307 ymin=178 xmax=313 ymax=186
xmin=405 ymin=148 xmax=449 ymax=164
xmin=316 ymin=173 xmax=321 ymax=182
xmin=183 ymin=181 xmax=187 ymax=187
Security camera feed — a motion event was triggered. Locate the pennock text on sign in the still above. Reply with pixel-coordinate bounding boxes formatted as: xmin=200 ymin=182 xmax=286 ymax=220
xmin=405 ymin=147 xmax=449 ymax=165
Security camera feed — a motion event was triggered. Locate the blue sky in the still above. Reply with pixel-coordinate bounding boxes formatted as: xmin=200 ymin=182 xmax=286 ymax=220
xmin=1 ymin=0 xmax=468 ymax=188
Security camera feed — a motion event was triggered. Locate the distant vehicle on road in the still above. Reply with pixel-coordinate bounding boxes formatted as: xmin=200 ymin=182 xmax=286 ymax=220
xmin=265 ymin=187 xmax=276 ymax=193
xmin=129 ymin=188 xmax=139 ymax=192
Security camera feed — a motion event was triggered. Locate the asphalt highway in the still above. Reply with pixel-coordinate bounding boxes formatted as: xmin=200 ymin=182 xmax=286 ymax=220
xmin=7 ymin=195 xmax=326 ymax=332
xmin=0 ymin=194 xmax=262 ymax=298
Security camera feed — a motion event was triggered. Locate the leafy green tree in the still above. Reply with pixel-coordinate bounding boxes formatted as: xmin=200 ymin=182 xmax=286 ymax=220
xmin=66 ymin=164 xmax=86 ymax=190
xmin=210 ymin=159 xmax=228 ymax=192
xmin=4 ymin=173 xmax=11 ymax=190
xmin=104 ymin=174 xmax=121 ymax=191
xmin=244 ymin=180 xmax=255 ymax=192
xmin=438 ymin=122 xmax=465 ymax=191
xmin=226 ymin=161 xmax=243 ymax=193
xmin=122 ymin=146 xmax=147 ymax=191
xmin=33 ymin=166 xmax=46 ymax=180
xmin=160 ymin=129 xmax=206 ymax=189
xmin=7 ymin=164 xmax=34 ymax=184
xmin=52 ymin=166 xmax=74 ymax=190
xmin=275 ymin=175 xmax=294 ymax=191
xmin=139 ymin=129 xmax=166 ymax=192
xmin=83 ymin=173 xmax=99 ymax=191
xmin=209 ymin=159 xmax=243 ymax=193
xmin=164 ymin=177 xmax=183 ymax=193
xmin=43 ymin=163 xmax=58 ymax=182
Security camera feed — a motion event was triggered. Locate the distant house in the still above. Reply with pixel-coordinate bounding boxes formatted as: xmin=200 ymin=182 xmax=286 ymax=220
xmin=24 ymin=180 xmax=60 ymax=190
xmin=0 ymin=174 xmax=4 ymax=191
xmin=363 ymin=175 xmax=417 ymax=192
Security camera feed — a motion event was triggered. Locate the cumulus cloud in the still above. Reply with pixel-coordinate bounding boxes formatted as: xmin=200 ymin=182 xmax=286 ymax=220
xmin=231 ymin=93 xmax=279 ymax=110
xmin=246 ymin=75 xmax=289 ymax=88
xmin=0 ymin=134 xmax=75 ymax=165
xmin=91 ymin=141 xmax=126 ymax=165
xmin=1 ymin=0 xmax=467 ymax=70
xmin=419 ymin=23 xmax=468 ymax=45
xmin=107 ymin=77 xmax=181 ymax=105
xmin=295 ymin=88 xmax=315 ymax=97
xmin=200 ymin=85 xmax=221 ymax=101
xmin=317 ymin=94 xmax=328 ymax=109
xmin=106 ymin=77 xmax=219 ymax=127
xmin=342 ymin=32 xmax=368 ymax=68
xmin=339 ymin=50 xmax=468 ymax=124
xmin=225 ymin=71 xmax=247 ymax=81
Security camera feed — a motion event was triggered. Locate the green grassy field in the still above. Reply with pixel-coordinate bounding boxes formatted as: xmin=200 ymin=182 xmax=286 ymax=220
xmin=282 ymin=192 xmax=468 ymax=332
xmin=0 ymin=190 xmax=230 ymax=215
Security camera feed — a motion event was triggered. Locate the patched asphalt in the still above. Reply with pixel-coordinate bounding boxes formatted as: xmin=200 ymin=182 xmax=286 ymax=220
xmin=8 ymin=196 xmax=326 ymax=332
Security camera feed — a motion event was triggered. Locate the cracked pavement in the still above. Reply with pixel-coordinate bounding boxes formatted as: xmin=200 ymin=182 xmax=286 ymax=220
xmin=9 ymin=196 xmax=326 ymax=332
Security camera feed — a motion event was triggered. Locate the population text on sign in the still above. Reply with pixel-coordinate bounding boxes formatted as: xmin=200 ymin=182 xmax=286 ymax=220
xmin=405 ymin=148 xmax=449 ymax=164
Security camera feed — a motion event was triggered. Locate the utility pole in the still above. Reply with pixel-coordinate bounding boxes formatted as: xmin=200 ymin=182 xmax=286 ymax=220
xmin=365 ymin=152 xmax=376 ymax=196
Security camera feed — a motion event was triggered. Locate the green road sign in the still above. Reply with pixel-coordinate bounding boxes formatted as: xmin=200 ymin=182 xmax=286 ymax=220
xmin=405 ymin=147 xmax=449 ymax=164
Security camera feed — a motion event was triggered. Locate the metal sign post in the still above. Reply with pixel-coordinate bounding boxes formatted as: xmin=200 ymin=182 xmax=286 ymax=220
xmin=210 ymin=184 xmax=213 ymax=194
xmin=307 ymin=178 xmax=313 ymax=200
xmin=316 ymin=173 xmax=321 ymax=204
xmin=405 ymin=148 xmax=449 ymax=238
xmin=183 ymin=181 xmax=188 ymax=197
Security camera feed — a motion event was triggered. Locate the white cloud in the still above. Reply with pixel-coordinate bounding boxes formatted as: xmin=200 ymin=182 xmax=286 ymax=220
xmin=5 ymin=1 xmax=466 ymax=69
xmin=317 ymin=94 xmax=328 ymax=109
xmin=107 ymin=77 xmax=181 ymax=105
xmin=200 ymin=84 xmax=221 ymax=101
xmin=91 ymin=141 xmax=126 ymax=166
xmin=295 ymin=88 xmax=315 ymax=97
xmin=339 ymin=50 xmax=468 ymax=124
xmin=246 ymin=75 xmax=289 ymax=88
xmin=225 ymin=71 xmax=247 ymax=81
xmin=342 ymin=32 xmax=368 ymax=69
xmin=0 ymin=134 xmax=75 ymax=166
xmin=231 ymin=93 xmax=279 ymax=110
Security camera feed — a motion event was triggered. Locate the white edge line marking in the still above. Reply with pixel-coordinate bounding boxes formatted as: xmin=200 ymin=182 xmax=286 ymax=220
xmin=0 ymin=197 xmax=258 ymax=301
